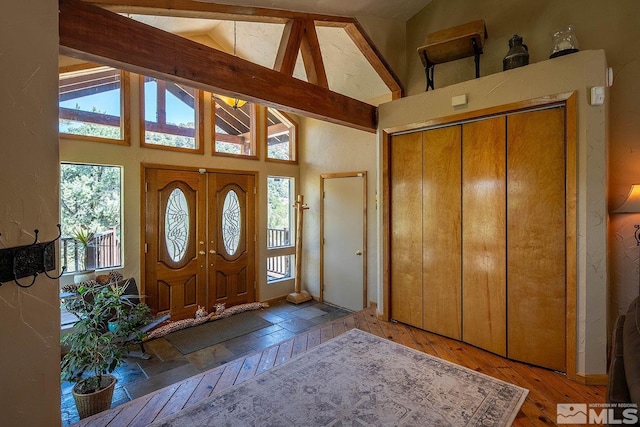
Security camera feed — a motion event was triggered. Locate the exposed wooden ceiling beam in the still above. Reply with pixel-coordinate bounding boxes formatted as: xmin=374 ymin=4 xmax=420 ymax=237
xmin=80 ymin=0 xmax=404 ymax=99
xmin=81 ymin=0 xmax=354 ymax=24
xmin=300 ymin=20 xmax=328 ymax=88
xmin=344 ymin=22 xmax=403 ymax=99
xmin=61 ymin=0 xmax=377 ymax=132
xmin=273 ymin=20 xmax=304 ymax=75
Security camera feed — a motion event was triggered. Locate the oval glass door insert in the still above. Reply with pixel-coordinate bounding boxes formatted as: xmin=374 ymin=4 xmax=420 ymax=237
xmin=165 ymin=188 xmax=189 ymax=262
xmin=222 ymin=190 xmax=241 ymax=255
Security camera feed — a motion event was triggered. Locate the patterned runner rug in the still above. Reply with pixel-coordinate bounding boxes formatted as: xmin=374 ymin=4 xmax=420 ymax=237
xmin=151 ymin=328 xmax=528 ymax=426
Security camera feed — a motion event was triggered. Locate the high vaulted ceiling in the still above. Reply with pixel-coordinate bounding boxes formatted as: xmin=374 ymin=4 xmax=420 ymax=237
xmin=60 ymin=0 xmax=432 ymax=131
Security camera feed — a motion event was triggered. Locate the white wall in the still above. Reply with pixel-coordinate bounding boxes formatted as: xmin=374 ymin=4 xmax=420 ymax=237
xmin=0 ymin=0 xmax=61 ymax=424
xmin=299 ymin=118 xmax=378 ymax=305
xmin=379 ymin=50 xmax=608 ymax=376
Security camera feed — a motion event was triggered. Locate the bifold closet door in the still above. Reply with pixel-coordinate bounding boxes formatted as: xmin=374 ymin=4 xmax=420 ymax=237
xmin=390 ymin=132 xmax=423 ymax=328
xmin=507 ymin=107 xmax=566 ymax=372
xmin=423 ymin=126 xmax=462 ymax=339
xmin=462 ymin=117 xmax=507 ymax=356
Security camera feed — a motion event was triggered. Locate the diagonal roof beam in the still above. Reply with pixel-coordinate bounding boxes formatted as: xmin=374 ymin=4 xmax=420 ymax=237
xmin=81 ymin=0 xmax=403 ymax=99
xmin=60 ymin=0 xmax=377 ymax=132
xmin=273 ymin=20 xmax=305 ymax=75
xmin=299 ymin=20 xmax=328 ymax=88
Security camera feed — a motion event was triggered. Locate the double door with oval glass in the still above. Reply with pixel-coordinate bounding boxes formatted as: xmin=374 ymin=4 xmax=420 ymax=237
xmin=144 ymin=168 xmax=256 ymax=320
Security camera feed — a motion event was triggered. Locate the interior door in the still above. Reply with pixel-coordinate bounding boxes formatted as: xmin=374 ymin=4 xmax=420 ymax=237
xmin=208 ymin=172 xmax=256 ymax=309
xmin=390 ymin=132 xmax=423 ymax=327
xmin=422 ymin=125 xmax=462 ymax=340
xmin=321 ymin=173 xmax=366 ymax=312
xmin=462 ymin=116 xmax=507 ymax=356
xmin=144 ymin=169 xmax=207 ymax=320
xmin=507 ymin=107 xmax=566 ymax=372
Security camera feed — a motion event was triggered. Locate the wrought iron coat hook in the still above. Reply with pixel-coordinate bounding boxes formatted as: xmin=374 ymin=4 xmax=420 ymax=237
xmin=43 ymin=224 xmax=66 ymax=280
xmin=13 ymin=229 xmax=40 ymax=288
xmin=0 ymin=225 xmax=65 ymax=288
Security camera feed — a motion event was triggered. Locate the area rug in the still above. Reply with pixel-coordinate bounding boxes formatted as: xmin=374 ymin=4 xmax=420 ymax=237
xmin=151 ymin=328 xmax=528 ymax=426
xmin=164 ymin=311 xmax=273 ymax=355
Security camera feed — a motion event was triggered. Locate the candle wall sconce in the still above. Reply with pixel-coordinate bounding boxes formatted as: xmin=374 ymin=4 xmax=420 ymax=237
xmin=0 ymin=224 xmax=66 ymax=288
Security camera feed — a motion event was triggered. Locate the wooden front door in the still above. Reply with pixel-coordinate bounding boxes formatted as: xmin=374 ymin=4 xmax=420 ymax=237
xmin=145 ymin=169 xmax=207 ymax=320
xmin=145 ymin=168 xmax=256 ymax=320
xmin=208 ymin=172 xmax=256 ymax=309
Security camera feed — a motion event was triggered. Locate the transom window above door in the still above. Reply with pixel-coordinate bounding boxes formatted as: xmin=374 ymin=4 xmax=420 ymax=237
xmin=212 ymin=95 xmax=257 ymax=159
xmin=58 ymin=65 xmax=130 ymax=145
xmin=140 ymin=76 xmax=204 ymax=154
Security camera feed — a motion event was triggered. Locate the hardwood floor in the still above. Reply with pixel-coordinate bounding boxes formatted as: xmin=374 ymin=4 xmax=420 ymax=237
xmin=73 ymin=307 xmax=606 ymax=426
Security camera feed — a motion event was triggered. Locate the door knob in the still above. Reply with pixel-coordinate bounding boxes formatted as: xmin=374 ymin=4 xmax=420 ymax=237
xmin=355 ymin=250 xmax=362 ymax=256
xmin=209 ymin=249 xmax=217 ymax=255
xmin=199 ymin=250 xmax=206 ymax=255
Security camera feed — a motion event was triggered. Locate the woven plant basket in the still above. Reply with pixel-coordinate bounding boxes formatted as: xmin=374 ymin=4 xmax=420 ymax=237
xmin=72 ymin=374 xmax=117 ymax=419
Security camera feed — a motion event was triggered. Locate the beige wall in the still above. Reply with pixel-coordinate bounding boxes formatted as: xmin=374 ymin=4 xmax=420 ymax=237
xmin=60 ymin=75 xmax=300 ymax=303
xmin=379 ymin=50 xmax=608 ymax=376
xmin=406 ymin=0 xmax=640 ymax=330
xmin=0 ymin=0 xmax=61 ymax=425
xmin=298 ymin=118 xmax=378 ymax=304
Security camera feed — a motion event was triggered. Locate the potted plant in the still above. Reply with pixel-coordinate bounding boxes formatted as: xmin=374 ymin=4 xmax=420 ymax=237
xmin=61 ymin=280 xmax=152 ymax=419
xmin=73 ymin=228 xmax=96 ymax=283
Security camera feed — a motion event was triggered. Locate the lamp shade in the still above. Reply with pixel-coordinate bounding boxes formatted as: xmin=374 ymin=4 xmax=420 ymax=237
xmin=613 ymin=184 xmax=640 ymax=213
xmin=216 ymin=95 xmax=247 ymax=109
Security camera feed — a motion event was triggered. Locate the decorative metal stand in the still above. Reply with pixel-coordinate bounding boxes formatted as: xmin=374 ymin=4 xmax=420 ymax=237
xmin=286 ymin=195 xmax=312 ymax=304
xmin=0 ymin=224 xmax=65 ymax=287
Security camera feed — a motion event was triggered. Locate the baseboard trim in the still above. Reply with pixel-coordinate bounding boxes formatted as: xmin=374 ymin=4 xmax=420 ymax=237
xmin=575 ymin=373 xmax=608 ymax=386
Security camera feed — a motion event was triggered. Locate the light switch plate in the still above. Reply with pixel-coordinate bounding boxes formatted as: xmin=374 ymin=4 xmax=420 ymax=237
xmin=590 ymin=86 xmax=605 ymax=106
xmin=451 ymin=94 xmax=467 ymax=107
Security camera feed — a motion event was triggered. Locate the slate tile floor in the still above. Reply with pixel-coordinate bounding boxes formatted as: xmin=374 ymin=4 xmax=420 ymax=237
xmin=61 ymin=300 xmax=350 ymax=426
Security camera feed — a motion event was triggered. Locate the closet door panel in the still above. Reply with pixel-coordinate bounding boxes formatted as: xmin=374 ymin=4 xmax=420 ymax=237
xmin=390 ymin=132 xmax=423 ymax=327
xmin=507 ymin=107 xmax=566 ymax=371
xmin=423 ymin=126 xmax=462 ymax=339
xmin=462 ymin=116 xmax=507 ymax=356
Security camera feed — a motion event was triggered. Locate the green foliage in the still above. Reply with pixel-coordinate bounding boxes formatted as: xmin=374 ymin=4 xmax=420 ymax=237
xmin=61 ymin=281 xmax=151 ymax=394
xmin=60 ymin=120 xmax=122 ymax=140
xmin=60 ymin=164 xmax=121 ymax=240
xmin=267 ymin=177 xmax=291 ymax=231
xmin=145 ymin=128 xmax=196 ymax=149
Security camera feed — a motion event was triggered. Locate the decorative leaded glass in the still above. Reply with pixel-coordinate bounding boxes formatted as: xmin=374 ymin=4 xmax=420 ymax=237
xmin=222 ymin=190 xmax=241 ymax=255
xmin=165 ymin=188 xmax=189 ymax=262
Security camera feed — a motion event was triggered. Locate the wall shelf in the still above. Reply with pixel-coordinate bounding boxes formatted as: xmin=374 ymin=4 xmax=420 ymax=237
xmin=417 ymin=20 xmax=488 ymax=91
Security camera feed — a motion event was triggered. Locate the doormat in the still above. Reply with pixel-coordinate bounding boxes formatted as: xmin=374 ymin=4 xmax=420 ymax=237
xmin=164 ymin=311 xmax=273 ymax=355
xmin=151 ymin=328 xmax=528 ymax=426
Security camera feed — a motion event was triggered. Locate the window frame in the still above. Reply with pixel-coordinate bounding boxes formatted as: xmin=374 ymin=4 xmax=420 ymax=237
xmin=265 ymin=108 xmax=298 ymax=165
xmin=139 ymin=75 xmax=205 ymax=154
xmin=266 ymin=175 xmax=296 ymax=284
xmin=58 ymin=63 xmax=131 ymax=146
xmin=211 ymin=95 xmax=259 ymax=160
xmin=59 ymin=162 xmax=124 ymax=275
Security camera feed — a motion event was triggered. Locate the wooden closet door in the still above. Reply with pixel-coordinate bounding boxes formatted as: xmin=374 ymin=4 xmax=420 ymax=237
xmin=507 ymin=107 xmax=566 ymax=371
xmin=390 ymin=132 xmax=423 ymax=327
xmin=462 ymin=116 xmax=507 ymax=356
xmin=423 ymin=126 xmax=462 ymax=339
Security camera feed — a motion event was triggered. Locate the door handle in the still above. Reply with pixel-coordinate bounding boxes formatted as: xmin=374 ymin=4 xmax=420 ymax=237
xmin=199 ymin=250 xmax=206 ymax=255
xmin=355 ymin=250 xmax=362 ymax=256
xmin=209 ymin=249 xmax=217 ymax=255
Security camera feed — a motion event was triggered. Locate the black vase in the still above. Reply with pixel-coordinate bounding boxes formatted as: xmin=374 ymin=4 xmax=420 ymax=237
xmin=503 ymin=34 xmax=529 ymax=71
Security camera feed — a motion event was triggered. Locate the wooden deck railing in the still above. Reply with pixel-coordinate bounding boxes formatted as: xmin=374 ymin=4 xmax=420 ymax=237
xmin=267 ymin=228 xmax=291 ymax=281
xmin=61 ymin=228 xmax=121 ymax=273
